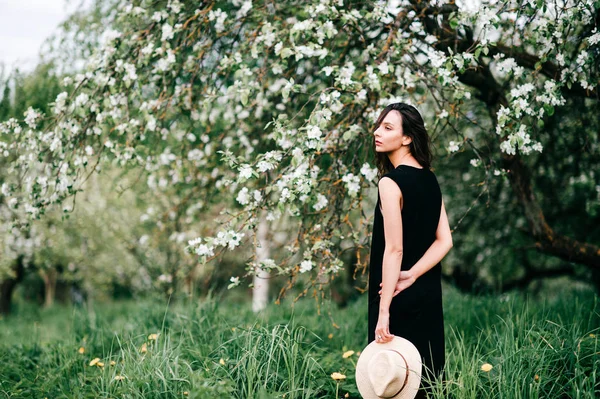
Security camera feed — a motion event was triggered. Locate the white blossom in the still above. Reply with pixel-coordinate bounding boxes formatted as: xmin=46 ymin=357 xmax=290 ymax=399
xmin=342 ymin=173 xmax=361 ymax=197
xmin=336 ymin=61 xmax=356 ymax=87
xmin=54 ymin=92 xmax=68 ymax=114
xmin=156 ymin=49 xmax=176 ymax=71
xmin=377 ymin=61 xmax=389 ymax=74
xmin=161 ymin=23 xmax=174 ymax=41
xmin=24 ymin=107 xmax=41 ymax=128
xmin=299 ymin=260 xmax=313 ymax=273
xmin=576 ymin=51 xmax=588 ymax=66
xmin=313 ymin=193 xmax=328 ymax=211
xmin=589 ymin=30 xmax=600 ymax=45
xmin=500 ymin=139 xmax=516 ymax=155
xmin=239 ymin=164 xmax=253 ymax=180
xmin=447 ymin=141 xmax=460 ymax=153
xmin=236 ymin=1 xmax=252 ymax=19
xmin=306 ymin=125 xmax=322 ymax=140
xmin=215 ymin=230 xmax=245 ymax=250
xmin=360 ymin=163 xmax=378 ymax=181
xmin=75 ymin=93 xmax=89 ymax=107
xmin=237 ymin=187 xmax=250 ymax=205
xmin=208 ymin=9 xmax=228 ymax=33
xmin=322 ymin=66 xmax=334 ymax=76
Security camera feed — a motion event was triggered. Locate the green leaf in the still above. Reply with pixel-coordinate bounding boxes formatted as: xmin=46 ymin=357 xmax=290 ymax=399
xmin=449 ymin=18 xmax=458 ymax=30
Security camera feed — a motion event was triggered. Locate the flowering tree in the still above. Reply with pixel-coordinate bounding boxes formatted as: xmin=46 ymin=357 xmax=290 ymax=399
xmin=1 ymin=0 xmax=599 ymax=311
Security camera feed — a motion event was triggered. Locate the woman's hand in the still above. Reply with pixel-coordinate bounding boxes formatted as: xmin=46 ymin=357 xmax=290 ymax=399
xmin=374 ymin=313 xmax=394 ymax=343
xmin=379 ymin=270 xmax=416 ymax=297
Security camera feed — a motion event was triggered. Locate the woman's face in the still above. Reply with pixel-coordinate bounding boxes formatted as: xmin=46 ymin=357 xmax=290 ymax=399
xmin=373 ymin=110 xmax=411 ymax=153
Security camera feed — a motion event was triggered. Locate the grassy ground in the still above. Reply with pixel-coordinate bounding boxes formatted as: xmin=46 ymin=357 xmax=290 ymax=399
xmin=0 ymin=283 xmax=598 ymax=398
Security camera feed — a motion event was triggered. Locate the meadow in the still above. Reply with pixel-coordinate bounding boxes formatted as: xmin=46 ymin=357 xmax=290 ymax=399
xmin=0 ymin=283 xmax=598 ymax=399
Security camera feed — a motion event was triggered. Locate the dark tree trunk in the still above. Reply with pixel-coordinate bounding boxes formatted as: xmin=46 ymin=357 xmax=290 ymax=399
xmin=0 ymin=255 xmax=25 ymax=315
xmin=331 ymin=249 xmax=361 ymax=308
xmin=407 ymin=0 xmax=600 ymax=271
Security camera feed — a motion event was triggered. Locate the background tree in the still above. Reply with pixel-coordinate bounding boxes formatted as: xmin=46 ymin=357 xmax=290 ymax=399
xmin=1 ymin=0 xmax=598 ymax=314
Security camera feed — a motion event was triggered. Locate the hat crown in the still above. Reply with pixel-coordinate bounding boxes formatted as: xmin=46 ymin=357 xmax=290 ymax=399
xmin=355 ymin=336 xmax=422 ymax=399
xmin=367 ymin=350 xmax=408 ymax=398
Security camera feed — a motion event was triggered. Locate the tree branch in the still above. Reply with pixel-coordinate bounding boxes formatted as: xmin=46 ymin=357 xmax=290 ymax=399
xmin=409 ymin=0 xmax=600 ymax=269
xmin=488 ymin=44 xmax=598 ymax=99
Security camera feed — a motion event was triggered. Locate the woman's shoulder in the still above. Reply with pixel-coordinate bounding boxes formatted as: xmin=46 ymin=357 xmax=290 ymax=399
xmin=380 ymin=166 xmax=440 ymax=188
xmin=382 ymin=165 xmax=429 ymax=179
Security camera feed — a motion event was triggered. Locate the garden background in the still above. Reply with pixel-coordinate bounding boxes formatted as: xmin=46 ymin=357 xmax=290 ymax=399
xmin=0 ymin=0 xmax=598 ymax=398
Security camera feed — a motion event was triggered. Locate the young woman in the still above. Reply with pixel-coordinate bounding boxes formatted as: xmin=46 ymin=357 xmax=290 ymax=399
xmin=368 ymin=102 xmax=453 ymax=398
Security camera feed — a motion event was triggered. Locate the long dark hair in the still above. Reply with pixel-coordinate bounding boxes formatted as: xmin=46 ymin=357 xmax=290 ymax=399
xmin=373 ymin=103 xmax=433 ymax=179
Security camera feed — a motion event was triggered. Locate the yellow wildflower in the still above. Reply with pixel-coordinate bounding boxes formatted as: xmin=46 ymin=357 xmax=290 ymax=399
xmin=183 ymin=392 xmax=189 ymax=396
xmin=114 ymin=375 xmax=125 ymax=381
xmin=78 ymin=347 xmax=85 ymax=354
xmin=342 ymin=350 xmax=355 ymax=359
xmin=89 ymin=358 xmax=101 ymax=366
xmin=97 ymin=362 xmax=104 ymax=367
xmin=231 ymin=327 xmax=236 ymax=332
xmin=110 ymin=360 xmax=116 ymax=366
xmin=219 ymin=358 xmax=226 ymax=366
xmin=328 ymin=333 xmax=334 ymax=339
xmin=534 ymin=374 xmax=540 ymax=382
xmin=590 ymin=334 xmax=596 ymax=338
xmin=331 ymin=372 xmax=346 ymax=381
xmin=148 ymin=333 xmax=159 ymax=341
xmin=140 ymin=343 xmax=147 ymax=353
xmin=345 ymin=394 xmax=349 ymax=398
xmin=481 ymin=363 xmax=493 ymax=372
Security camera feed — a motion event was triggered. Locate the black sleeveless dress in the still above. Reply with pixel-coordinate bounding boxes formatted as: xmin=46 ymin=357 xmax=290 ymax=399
xmin=368 ymin=164 xmax=445 ymax=395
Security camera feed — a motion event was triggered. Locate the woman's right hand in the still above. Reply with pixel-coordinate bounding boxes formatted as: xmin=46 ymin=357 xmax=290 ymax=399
xmin=378 ymin=270 xmax=416 ymax=297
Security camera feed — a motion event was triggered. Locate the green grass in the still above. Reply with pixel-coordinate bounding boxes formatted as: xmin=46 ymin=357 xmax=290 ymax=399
xmin=0 ymin=284 xmax=598 ymax=398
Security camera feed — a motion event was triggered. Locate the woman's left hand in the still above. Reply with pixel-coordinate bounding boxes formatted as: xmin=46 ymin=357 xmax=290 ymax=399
xmin=379 ymin=270 xmax=416 ymax=296
xmin=374 ymin=314 xmax=394 ymax=343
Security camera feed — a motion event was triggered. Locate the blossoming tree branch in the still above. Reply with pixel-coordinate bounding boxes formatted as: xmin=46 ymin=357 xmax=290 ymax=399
xmin=1 ymin=0 xmax=598 ymax=306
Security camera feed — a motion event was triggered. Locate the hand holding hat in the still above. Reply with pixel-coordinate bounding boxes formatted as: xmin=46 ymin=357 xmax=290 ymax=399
xmin=355 ymin=336 xmax=422 ymax=399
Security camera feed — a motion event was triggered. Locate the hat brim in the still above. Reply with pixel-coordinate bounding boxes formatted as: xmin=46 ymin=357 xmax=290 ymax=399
xmin=355 ymin=336 xmax=422 ymax=399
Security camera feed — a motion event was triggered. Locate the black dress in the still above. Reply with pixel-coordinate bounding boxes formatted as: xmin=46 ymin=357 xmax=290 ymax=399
xmin=368 ymin=164 xmax=445 ymax=396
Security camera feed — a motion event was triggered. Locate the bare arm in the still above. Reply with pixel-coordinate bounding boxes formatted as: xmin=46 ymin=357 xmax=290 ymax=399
xmin=409 ymin=197 xmax=453 ymax=279
xmin=379 ymin=197 xmax=453 ymax=296
xmin=379 ymin=199 xmax=453 ymax=296
xmin=377 ymin=177 xmax=404 ymax=317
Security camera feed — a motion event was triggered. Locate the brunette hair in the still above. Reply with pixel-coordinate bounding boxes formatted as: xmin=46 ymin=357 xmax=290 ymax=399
xmin=373 ymin=103 xmax=433 ymax=179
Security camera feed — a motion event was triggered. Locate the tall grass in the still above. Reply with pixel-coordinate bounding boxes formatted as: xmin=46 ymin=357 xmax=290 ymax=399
xmin=0 ymin=284 xmax=598 ymax=398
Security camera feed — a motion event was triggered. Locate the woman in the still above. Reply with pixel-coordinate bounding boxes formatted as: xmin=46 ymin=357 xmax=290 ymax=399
xmin=368 ymin=102 xmax=453 ymax=398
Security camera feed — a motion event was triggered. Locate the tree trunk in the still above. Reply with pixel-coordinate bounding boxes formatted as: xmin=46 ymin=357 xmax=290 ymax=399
xmin=0 ymin=255 xmax=25 ymax=315
xmin=253 ymin=210 xmax=270 ymax=313
xmin=409 ymin=0 xmax=600 ymax=270
xmin=39 ymin=268 xmax=58 ymax=308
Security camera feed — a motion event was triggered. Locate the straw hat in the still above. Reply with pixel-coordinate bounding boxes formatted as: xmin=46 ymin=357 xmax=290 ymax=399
xmin=355 ymin=336 xmax=422 ymax=399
